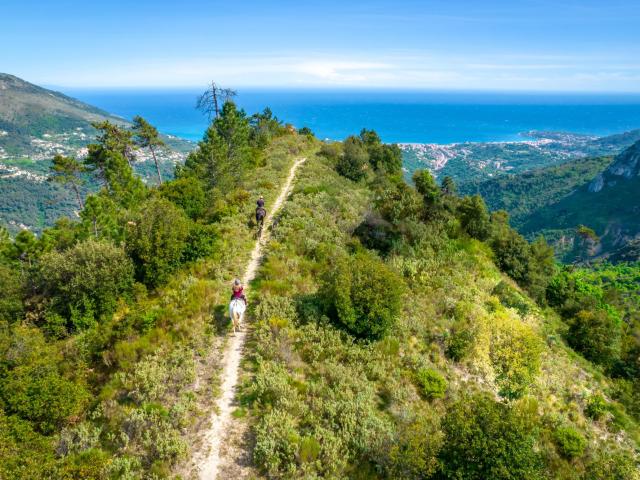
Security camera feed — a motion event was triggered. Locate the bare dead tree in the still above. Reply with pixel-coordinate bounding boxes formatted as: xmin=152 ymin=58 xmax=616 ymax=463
xmin=196 ymin=81 xmax=237 ymax=120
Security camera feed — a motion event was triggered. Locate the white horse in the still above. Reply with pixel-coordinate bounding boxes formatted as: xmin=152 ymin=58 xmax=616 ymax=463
xmin=229 ymin=298 xmax=246 ymax=334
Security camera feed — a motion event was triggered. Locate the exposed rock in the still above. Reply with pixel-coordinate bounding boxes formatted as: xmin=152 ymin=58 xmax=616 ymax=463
xmin=591 ymin=141 xmax=640 ymax=192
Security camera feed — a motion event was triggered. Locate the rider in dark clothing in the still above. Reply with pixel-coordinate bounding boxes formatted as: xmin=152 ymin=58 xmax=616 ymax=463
xmin=256 ymin=195 xmax=267 ymax=230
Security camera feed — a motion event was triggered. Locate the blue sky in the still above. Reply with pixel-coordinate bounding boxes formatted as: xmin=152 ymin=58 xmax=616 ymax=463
xmin=2 ymin=0 xmax=639 ymax=91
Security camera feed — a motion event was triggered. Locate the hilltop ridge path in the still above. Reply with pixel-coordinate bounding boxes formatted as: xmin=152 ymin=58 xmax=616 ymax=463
xmin=196 ymin=156 xmax=307 ymax=480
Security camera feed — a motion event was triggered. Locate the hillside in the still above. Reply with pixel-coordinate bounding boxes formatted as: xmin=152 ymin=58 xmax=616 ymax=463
xmin=0 ymin=73 xmax=125 ymax=155
xmin=0 ymin=73 xmax=192 ymax=233
xmin=208 ymin=130 xmax=640 ymax=479
xmin=520 ymin=141 xmax=640 ymax=262
xmin=1 ymin=109 xmax=640 ymax=479
xmin=459 ymin=155 xmax=613 ymax=226
xmin=401 ymin=129 xmax=640 ymax=185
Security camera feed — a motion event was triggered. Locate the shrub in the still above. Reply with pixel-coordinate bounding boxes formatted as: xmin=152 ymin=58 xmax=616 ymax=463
xmin=374 ymin=178 xmax=424 ymax=224
xmin=319 ymin=142 xmax=342 ymax=163
xmin=324 ymin=251 xmax=403 ymax=340
xmin=438 ymin=393 xmax=543 ymax=479
xmin=445 ymin=328 xmax=475 ymax=361
xmin=0 ymin=265 xmax=23 ymax=322
xmin=458 ymin=195 xmax=491 ymax=240
xmin=1 ymin=363 xmax=89 ymax=434
xmin=0 ymin=409 xmax=59 ymax=478
xmin=584 ymin=448 xmax=640 ymax=480
xmin=553 ymin=426 xmax=586 ymax=459
xmin=413 ymin=169 xmax=441 ymax=206
xmin=253 ymin=410 xmax=300 ymax=477
xmin=490 ymin=311 xmax=543 ymax=399
xmin=415 ymin=368 xmax=447 ymax=400
xmin=298 ymin=126 xmax=314 ymax=137
xmin=59 ymin=448 xmax=111 ymax=480
xmin=491 ymin=228 xmax=532 ymax=284
xmin=336 ymin=136 xmax=368 ymax=181
xmin=492 ymin=280 xmax=530 ymax=315
xmin=38 ymin=239 xmax=134 ymax=326
xmin=254 ymin=294 xmax=297 ymax=323
xmin=567 ymin=309 xmax=621 ymax=367
xmin=585 ymin=394 xmax=608 ymax=420
xmin=381 ymin=412 xmax=443 ymax=479
xmin=182 ymin=223 xmax=217 ymax=262
xmin=158 ymin=177 xmax=206 ymax=219
xmin=125 ymin=197 xmax=191 ymax=287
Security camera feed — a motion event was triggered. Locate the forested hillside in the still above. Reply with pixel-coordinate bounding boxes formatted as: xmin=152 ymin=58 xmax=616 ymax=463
xmin=1 ymin=105 xmax=640 ymax=479
xmin=520 ymin=141 xmax=640 ymax=262
xmin=0 ymin=73 xmax=192 ymax=233
xmin=460 ymin=155 xmax=613 ymax=226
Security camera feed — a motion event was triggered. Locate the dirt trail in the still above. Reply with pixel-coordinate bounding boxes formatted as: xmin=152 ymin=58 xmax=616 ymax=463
xmin=196 ymin=157 xmax=307 ymax=480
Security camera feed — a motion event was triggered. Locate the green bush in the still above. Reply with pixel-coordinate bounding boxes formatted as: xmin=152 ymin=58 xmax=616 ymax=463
xmin=381 ymin=412 xmax=443 ymax=479
xmin=125 ymin=197 xmax=191 ymax=287
xmin=369 ymin=143 xmax=402 ymax=175
xmin=415 ymin=368 xmax=447 ymax=400
xmin=446 ymin=328 xmax=475 ymax=361
xmin=492 ymin=280 xmax=530 ymax=315
xmin=586 ymin=394 xmax=609 ymax=420
xmin=0 ymin=265 xmax=23 ymax=322
xmin=319 ymin=142 xmax=342 ymax=163
xmin=413 ymin=169 xmax=441 ymax=206
xmin=254 ymin=294 xmax=297 ymax=323
xmin=567 ymin=309 xmax=621 ymax=367
xmin=438 ymin=393 xmax=543 ymax=479
xmin=336 ymin=136 xmax=368 ymax=181
xmin=491 ymin=228 xmax=532 ymax=284
xmin=253 ymin=410 xmax=300 ymax=477
xmin=158 ymin=177 xmax=206 ymax=219
xmin=0 ymin=409 xmax=58 ymax=479
xmin=490 ymin=311 xmax=543 ymax=399
xmin=182 ymin=222 xmax=217 ymax=262
xmin=38 ymin=239 xmax=134 ymax=326
xmin=324 ymin=251 xmax=403 ymax=340
xmin=584 ymin=448 xmax=640 ymax=480
xmin=458 ymin=195 xmax=491 ymax=240
xmin=553 ymin=425 xmax=586 ymax=459
xmin=1 ymin=363 xmax=89 ymax=434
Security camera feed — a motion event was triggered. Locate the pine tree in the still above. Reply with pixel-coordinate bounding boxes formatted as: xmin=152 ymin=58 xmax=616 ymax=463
xmin=48 ymin=154 xmax=87 ymax=210
xmin=132 ymin=116 xmax=166 ymax=185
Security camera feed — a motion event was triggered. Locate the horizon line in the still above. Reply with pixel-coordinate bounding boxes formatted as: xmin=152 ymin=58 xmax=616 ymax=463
xmin=49 ymin=84 xmax=640 ymax=97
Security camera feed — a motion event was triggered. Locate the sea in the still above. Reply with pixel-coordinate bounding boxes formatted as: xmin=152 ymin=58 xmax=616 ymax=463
xmin=63 ymin=89 xmax=640 ymax=144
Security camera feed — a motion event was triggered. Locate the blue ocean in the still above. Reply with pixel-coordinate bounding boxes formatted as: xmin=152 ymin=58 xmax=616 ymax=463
xmin=63 ymin=89 xmax=640 ymax=144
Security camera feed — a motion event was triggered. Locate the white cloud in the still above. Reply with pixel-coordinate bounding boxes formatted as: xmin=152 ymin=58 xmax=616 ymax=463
xmin=34 ymin=51 xmax=640 ymax=92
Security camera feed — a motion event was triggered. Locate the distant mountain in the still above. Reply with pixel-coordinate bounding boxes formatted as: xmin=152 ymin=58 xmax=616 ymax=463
xmin=0 ymin=73 xmax=193 ymax=233
xmin=459 ymin=155 xmax=612 ymax=226
xmin=519 ymin=141 xmax=640 ymax=262
xmin=0 ymin=73 xmax=126 ymax=155
xmin=588 ymin=140 xmax=640 ymax=193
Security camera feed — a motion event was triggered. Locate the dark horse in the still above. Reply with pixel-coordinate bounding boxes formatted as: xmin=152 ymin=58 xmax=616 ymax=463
xmin=255 ymin=206 xmax=267 ymax=236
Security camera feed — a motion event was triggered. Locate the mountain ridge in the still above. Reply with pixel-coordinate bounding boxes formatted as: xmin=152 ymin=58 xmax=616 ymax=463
xmin=518 ymin=141 xmax=640 ymax=262
xmin=0 ymin=73 xmax=193 ymax=233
